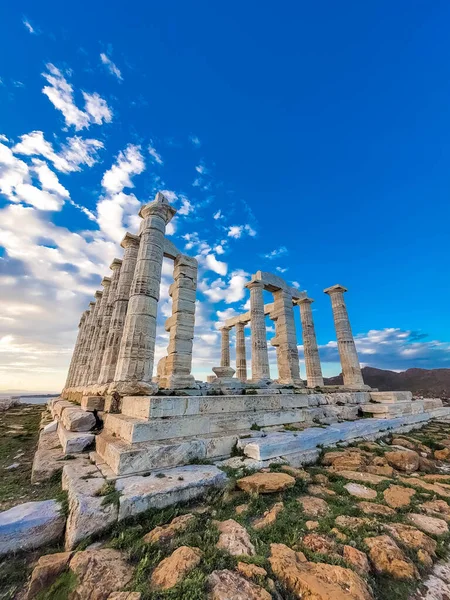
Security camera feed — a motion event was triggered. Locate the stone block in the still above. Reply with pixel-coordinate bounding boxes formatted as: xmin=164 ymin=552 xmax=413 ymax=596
xmin=61 ymin=407 xmax=96 ymax=432
xmin=0 ymin=500 xmax=65 ymax=556
xmin=115 ymin=465 xmax=228 ymax=520
xmin=370 ymin=391 xmax=413 ymax=403
xmin=43 ymin=420 xmax=58 ymax=433
xmin=81 ymin=395 xmax=105 ymax=411
xmin=52 ymin=400 xmax=75 ymax=419
xmin=31 ymin=430 xmax=65 ymax=483
xmin=58 ymin=424 xmax=95 ymax=454
xmin=171 ymin=298 xmax=196 ymax=314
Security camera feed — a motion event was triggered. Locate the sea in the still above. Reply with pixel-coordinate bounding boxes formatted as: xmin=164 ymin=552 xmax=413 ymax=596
xmin=0 ymin=393 xmax=59 ymax=405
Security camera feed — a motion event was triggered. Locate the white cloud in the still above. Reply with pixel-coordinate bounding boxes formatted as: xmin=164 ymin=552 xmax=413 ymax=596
xmin=148 ymin=140 xmax=163 ymax=165
xmin=213 ymin=209 xmax=223 ymax=220
xmin=195 ymin=161 xmax=208 ymax=175
xmin=82 ymin=92 xmax=113 ymax=126
xmin=101 ymin=144 xmax=145 ymax=194
xmin=23 ymin=18 xmax=36 ymax=34
xmin=204 ymin=254 xmax=228 ymax=276
xmin=189 ymin=135 xmax=201 ymax=147
xmin=214 ymin=244 xmax=225 ymax=255
xmin=244 ymin=224 xmax=256 ymax=237
xmin=100 ymin=53 xmax=123 ymax=81
xmin=202 ymin=269 xmax=248 ymax=304
xmin=276 ymin=266 xmax=288 ymax=273
xmin=178 ymin=196 xmax=193 ymax=216
xmin=264 ymin=246 xmax=288 ymax=259
xmin=227 ymin=225 xmax=243 ymax=239
xmin=291 ymin=281 xmax=300 ymax=288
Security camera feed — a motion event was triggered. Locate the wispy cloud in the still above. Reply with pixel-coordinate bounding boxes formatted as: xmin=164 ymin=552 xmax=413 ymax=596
xmin=22 ymin=18 xmax=37 ymax=35
xmin=264 ymin=246 xmax=288 ymax=259
xmin=148 ymin=140 xmax=163 ymax=165
xmin=100 ymin=53 xmax=123 ymax=81
xmin=227 ymin=224 xmax=257 ymax=239
xmin=189 ymin=135 xmax=201 ymax=147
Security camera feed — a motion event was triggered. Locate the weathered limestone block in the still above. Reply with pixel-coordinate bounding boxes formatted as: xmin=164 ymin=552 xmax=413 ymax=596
xmin=0 ymin=500 xmax=65 ymax=556
xmin=207 ymin=569 xmax=271 ymax=600
xmin=58 ymin=424 xmax=95 ymax=454
xmin=370 ymin=391 xmax=413 ymax=403
xmin=31 ymin=430 xmax=65 ymax=483
xmin=150 ymin=546 xmax=202 ymax=590
xmin=69 ymin=549 xmax=133 ymax=599
xmin=81 ymin=395 xmax=105 ymax=411
xmin=27 ymin=551 xmax=72 ymax=599
xmin=61 ymin=407 xmax=96 ymax=432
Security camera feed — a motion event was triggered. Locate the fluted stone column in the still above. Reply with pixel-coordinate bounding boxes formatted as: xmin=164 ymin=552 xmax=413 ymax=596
xmin=85 ymin=278 xmax=111 ymax=386
xmin=64 ymin=311 xmax=88 ymax=391
xmin=79 ymin=294 xmax=102 ymax=387
xmin=270 ymin=289 xmax=303 ymax=386
xmin=220 ymin=327 xmax=231 ymax=367
xmin=295 ymin=297 xmax=324 ymax=388
xmin=235 ymin=321 xmax=248 ymax=382
xmin=98 ymin=234 xmax=140 ymax=385
xmin=246 ymin=280 xmax=270 ymax=381
xmin=114 ymin=192 xmax=176 ymax=395
xmin=324 ymin=284 xmax=365 ymax=388
xmin=76 ymin=300 xmax=97 ymax=387
xmin=159 ymin=254 xmax=197 ymax=389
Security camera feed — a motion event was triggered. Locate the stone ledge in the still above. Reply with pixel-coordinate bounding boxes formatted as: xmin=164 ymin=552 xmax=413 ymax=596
xmin=58 ymin=424 xmax=95 ymax=454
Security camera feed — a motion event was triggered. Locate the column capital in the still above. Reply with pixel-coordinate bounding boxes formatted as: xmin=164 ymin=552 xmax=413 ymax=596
xmin=220 ymin=326 xmax=232 ymax=332
xmin=101 ymin=277 xmax=112 ymax=287
xmin=94 ymin=291 xmax=103 ymax=300
xmin=245 ymin=280 xmax=264 ymax=290
xmin=120 ymin=232 xmax=140 ymax=249
xmin=139 ymin=192 xmax=176 ymax=223
xmin=89 ymin=301 xmax=96 ymax=309
xmin=324 ymin=284 xmax=348 ymax=295
xmin=110 ymin=258 xmax=122 ymax=270
xmin=294 ymin=297 xmax=314 ymax=305
xmin=78 ymin=313 xmax=87 ymax=326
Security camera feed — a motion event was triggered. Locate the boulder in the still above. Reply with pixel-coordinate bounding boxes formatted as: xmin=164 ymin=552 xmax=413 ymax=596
xmin=281 ymin=465 xmax=311 ymax=480
xmin=237 ymin=562 xmax=267 ymax=579
xmin=302 ymin=534 xmax=337 ymax=556
xmin=307 ymin=484 xmax=336 ymax=497
xmin=27 ymin=552 xmax=72 ymax=599
xmin=407 ymin=513 xmax=449 ymax=536
xmin=269 ymin=543 xmax=372 ymax=600
xmin=335 ymin=516 xmax=372 ymax=531
xmin=150 ymin=546 xmax=202 ymax=590
xmin=366 ymin=465 xmax=395 ymax=477
xmin=392 ymin=437 xmax=417 ymax=450
xmin=214 ymin=519 xmax=255 ymax=556
xmin=383 ymin=484 xmax=416 ymax=508
xmin=298 ymin=495 xmax=329 ymax=518
xmin=306 ymin=520 xmax=319 ymax=530
xmin=343 ymin=546 xmax=370 ymax=576
xmin=0 ymin=500 xmax=65 ymax=556
xmin=398 ymin=477 xmax=450 ymax=498
xmin=333 ymin=470 xmax=389 ymax=484
xmin=235 ymin=504 xmax=249 ymax=515
xmin=385 ymin=523 xmax=437 ymax=555
xmin=252 ymin=502 xmax=283 ymax=530
xmin=69 ymin=549 xmax=133 ymax=599
xmin=107 ymin=594 xmax=141 ymax=600
xmin=237 ymin=472 xmax=295 ymax=494
xmin=357 ymin=502 xmax=395 ymax=516
xmin=422 ymin=499 xmax=450 ymax=521
xmin=344 ymin=483 xmax=377 ymax=500
xmin=143 ymin=513 xmax=195 ymax=545
xmin=364 ymin=535 xmax=418 ymax=580
xmin=385 ymin=450 xmax=420 ymax=473
xmin=207 ymin=569 xmax=271 ymax=600
xmin=434 ymin=448 xmax=450 ymax=461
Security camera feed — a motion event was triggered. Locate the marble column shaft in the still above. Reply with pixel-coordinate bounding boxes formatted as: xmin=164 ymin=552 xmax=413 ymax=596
xmin=76 ymin=300 xmax=97 ymax=386
xmin=324 ymin=284 xmax=364 ymax=388
xmin=114 ymin=193 xmax=176 ymax=390
xmin=159 ymin=254 xmax=197 ymax=388
xmin=235 ymin=322 xmax=247 ymax=382
xmin=296 ymin=298 xmax=324 ymax=387
xmin=246 ymin=280 xmax=270 ymax=381
xmin=65 ymin=311 xmax=87 ymax=389
xmin=220 ymin=327 xmax=231 ymax=367
xmin=87 ymin=279 xmax=111 ymax=385
xmin=270 ymin=289 xmax=302 ymax=385
xmin=98 ymin=234 xmax=140 ymax=385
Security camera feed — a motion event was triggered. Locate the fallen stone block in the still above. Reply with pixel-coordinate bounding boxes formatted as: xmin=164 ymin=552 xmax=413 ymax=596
xmin=58 ymin=424 xmax=95 ymax=454
xmin=370 ymin=391 xmax=413 ymax=403
xmin=31 ymin=430 xmax=65 ymax=483
xmin=81 ymin=395 xmax=105 ymax=412
xmin=0 ymin=500 xmax=65 ymax=556
xmin=43 ymin=420 xmax=58 ymax=433
xmin=61 ymin=407 xmax=96 ymax=432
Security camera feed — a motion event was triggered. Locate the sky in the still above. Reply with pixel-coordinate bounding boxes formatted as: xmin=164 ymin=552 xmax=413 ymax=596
xmin=1 ymin=1 xmax=450 ymax=392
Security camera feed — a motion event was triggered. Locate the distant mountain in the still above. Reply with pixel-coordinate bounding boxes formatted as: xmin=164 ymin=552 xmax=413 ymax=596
xmin=324 ymin=367 xmax=450 ymax=399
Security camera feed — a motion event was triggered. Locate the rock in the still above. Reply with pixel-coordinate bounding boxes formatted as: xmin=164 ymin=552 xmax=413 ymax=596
xmin=343 ymin=546 xmax=370 ymax=576
xmin=422 ymin=499 xmax=450 ymax=521
xmin=366 ymin=465 xmax=395 ymax=477
xmin=306 ymin=520 xmax=319 ymax=530
xmin=364 ymin=535 xmax=418 ymax=580
xmin=385 ymin=523 xmax=437 ymax=555
xmin=419 ymin=457 xmax=436 ymax=473
xmin=298 ymin=495 xmax=329 ymax=517
xmin=107 ymin=594 xmax=141 ymax=600
xmin=62 ymin=408 xmax=96 ymax=432
xmin=398 ymin=477 xmax=450 ymax=498
xmin=27 ymin=552 xmax=72 ymax=599
xmin=235 ymin=504 xmax=249 ymax=515
xmin=333 ymin=470 xmax=389 ymax=484
xmin=269 ymin=543 xmax=372 ymax=600
xmin=43 ymin=419 xmax=58 ymax=433
xmin=307 ymin=484 xmax=336 ymax=497
xmin=313 ymin=474 xmax=330 ymax=485
xmin=392 ymin=437 xmax=417 ymax=450
xmin=69 ymin=549 xmax=133 ymax=599
xmin=214 ymin=519 xmax=255 ymax=555
xmin=434 ymin=448 xmax=450 ymax=461
xmin=417 ymin=549 xmax=433 ymax=569
xmin=331 ymin=528 xmax=348 ymax=542
xmin=383 ymin=484 xmax=416 ymax=508
xmin=31 ymin=430 xmax=66 ymax=483
xmin=344 ymin=483 xmax=377 ymax=500
xmin=357 ymin=502 xmax=395 ymax=516
xmin=150 ymin=546 xmax=202 ymax=590
xmin=0 ymin=500 xmax=65 ymax=556
xmin=302 ymin=534 xmax=337 ymax=555
xmin=252 ymin=502 xmax=283 ymax=530
xmin=407 ymin=513 xmax=449 ymax=536
xmin=237 ymin=472 xmax=295 ymax=494
xmin=281 ymin=465 xmax=311 ymax=480
xmin=335 ymin=516 xmax=372 ymax=531
xmin=322 ymin=451 xmax=367 ymax=471
xmin=143 ymin=514 xmax=195 ymax=545
xmin=237 ymin=562 xmax=267 ymax=579
xmin=385 ymin=450 xmax=420 ymax=473
xmin=207 ymin=569 xmax=271 ymax=600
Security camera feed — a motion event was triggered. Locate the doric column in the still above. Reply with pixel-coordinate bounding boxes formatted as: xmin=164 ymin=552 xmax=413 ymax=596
xmin=77 ymin=299 xmax=98 ymax=387
xmin=64 ymin=311 xmax=88 ymax=390
xmin=220 ymin=327 xmax=231 ymax=367
xmin=87 ymin=279 xmax=111 ymax=385
xmin=159 ymin=254 xmax=197 ymax=389
xmin=98 ymin=234 xmax=139 ymax=385
xmin=235 ymin=321 xmax=248 ymax=382
xmin=324 ymin=284 xmax=364 ymax=388
xmin=245 ymin=280 xmax=270 ymax=381
xmin=295 ymin=297 xmax=324 ymax=388
xmin=270 ymin=289 xmax=303 ymax=386
xmin=114 ymin=192 xmax=176 ymax=395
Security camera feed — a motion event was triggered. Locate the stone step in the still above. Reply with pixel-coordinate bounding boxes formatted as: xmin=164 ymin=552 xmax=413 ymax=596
xmin=115 ymin=464 xmax=228 ymax=520
xmin=361 ymin=401 xmax=424 ymax=418
xmin=57 ymin=423 xmax=95 ymax=454
xmin=104 ymin=408 xmax=308 ymax=444
xmin=121 ymin=393 xmax=309 ymax=419
xmin=422 ymin=398 xmax=444 ymax=411
xmin=369 ymin=391 xmax=413 ymax=403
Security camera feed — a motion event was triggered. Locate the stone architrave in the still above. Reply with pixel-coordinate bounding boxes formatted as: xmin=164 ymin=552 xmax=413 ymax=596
xmin=270 ymin=289 xmax=303 ymax=386
xmin=64 ymin=311 xmax=87 ymax=390
xmin=114 ymin=192 xmax=176 ymax=395
xmin=235 ymin=322 xmax=248 ymax=382
xmin=324 ymin=284 xmax=364 ymax=388
xmin=246 ymin=280 xmax=270 ymax=382
xmin=220 ymin=327 xmax=231 ymax=368
xmin=159 ymin=254 xmax=197 ymax=389
xmin=296 ymin=297 xmax=324 ymax=388
xmin=78 ymin=296 xmax=102 ymax=387
xmin=98 ymin=234 xmax=140 ymax=386
xmin=87 ymin=278 xmax=111 ymax=386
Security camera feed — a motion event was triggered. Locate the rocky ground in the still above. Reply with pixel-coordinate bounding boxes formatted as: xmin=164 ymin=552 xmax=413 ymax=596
xmin=3 ymin=414 xmax=450 ymax=599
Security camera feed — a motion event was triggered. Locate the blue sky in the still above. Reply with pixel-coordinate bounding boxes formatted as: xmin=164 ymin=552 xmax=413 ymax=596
xmin=1 ymin=1 xmax=450 ymax=391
